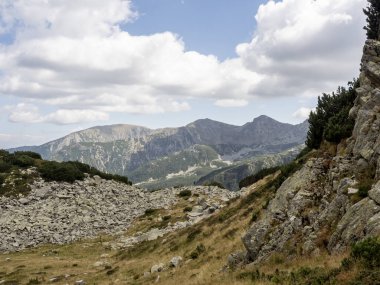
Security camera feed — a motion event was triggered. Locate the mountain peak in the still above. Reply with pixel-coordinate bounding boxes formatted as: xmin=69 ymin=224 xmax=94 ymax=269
xmin=252 ymin=115 xmax=277 ymax=123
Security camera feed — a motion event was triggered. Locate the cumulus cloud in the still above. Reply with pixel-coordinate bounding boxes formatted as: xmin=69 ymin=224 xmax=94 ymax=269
xmin=292 ymin=107 xmax=314 ymax=120
xmin=237 ymin=0 xmax=366 ymax=97
xmin=0 ymin=0 xmax=367 ymax=125
xmin=8 ymin=103 xmax=109 ymax=124
xmin=214 ymin=99 xmax=248 ymax=107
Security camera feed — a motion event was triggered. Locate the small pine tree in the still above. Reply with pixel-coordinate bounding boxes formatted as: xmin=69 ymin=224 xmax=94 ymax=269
xmin=363 ymin=0 xmax=380 ymax=40
xmin=306 ymin=79 xmax=358 ymax=149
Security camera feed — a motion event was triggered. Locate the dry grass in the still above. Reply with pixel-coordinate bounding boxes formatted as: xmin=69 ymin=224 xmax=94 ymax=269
xmin=0 ymin=177 xmax=351 ymax=285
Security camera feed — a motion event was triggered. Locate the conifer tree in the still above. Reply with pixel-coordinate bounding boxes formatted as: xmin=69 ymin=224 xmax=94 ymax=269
xmin=363 ymin=0 xmax=380 ymax=40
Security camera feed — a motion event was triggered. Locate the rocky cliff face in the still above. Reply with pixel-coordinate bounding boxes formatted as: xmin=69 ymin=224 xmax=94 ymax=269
xmin=241 ymin=39 xmax=380 ymax=264
xmin=11 ymin=117 xmax=308 ymax=189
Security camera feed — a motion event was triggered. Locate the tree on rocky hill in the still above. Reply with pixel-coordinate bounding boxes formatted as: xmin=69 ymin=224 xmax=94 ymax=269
xmin=364 ymin=0 xmax=380 ymax=40
xmin=306 ymin=79 xmax=358 ymax=149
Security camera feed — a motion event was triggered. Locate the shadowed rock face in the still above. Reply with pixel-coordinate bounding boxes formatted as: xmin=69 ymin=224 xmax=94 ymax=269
xmin=10 ymin=117 xmax=308 ymax=188
xmin=241 ymin=40 xmax=380 ymax=264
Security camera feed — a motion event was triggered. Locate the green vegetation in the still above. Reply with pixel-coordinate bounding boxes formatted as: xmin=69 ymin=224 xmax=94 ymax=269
xmin=363 ymin=0 xmax=380 ymax=40
xmin=351 ymin=238 xmax=380 ymax=269
xmin=306 ymin=80 xmax=358 ymax=149
xmin=178 ymin=189 xmax=192 ymax=198
xmin=38 ymin=161 xmax=85 ymax=183
xmin=189 ymin=243 xmax=206 ymax=259
xmin=0 ymin=149 xmax=131 ymax=197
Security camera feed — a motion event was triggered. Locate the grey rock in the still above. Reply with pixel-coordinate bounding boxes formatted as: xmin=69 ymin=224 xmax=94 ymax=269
xmin=169 ymin=256 xmax=183 ymax=268
xmin=369 ymin=181 xmax=380 ymax=205
xmin=151 ymin=263 xmax=165 ymax=273
xmin=19 ymin=198 xmax=29 ymax=205
xmin=227 ymin=251 xmax=247 ymax=269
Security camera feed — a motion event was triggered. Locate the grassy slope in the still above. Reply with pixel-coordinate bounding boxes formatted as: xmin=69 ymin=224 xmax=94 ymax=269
xmin=1 ymin=173 xmax=378 ymax=285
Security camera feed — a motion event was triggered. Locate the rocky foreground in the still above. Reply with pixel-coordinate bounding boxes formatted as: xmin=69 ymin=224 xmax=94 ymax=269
xmin=0 ymin=173 xmax=239 ymax=253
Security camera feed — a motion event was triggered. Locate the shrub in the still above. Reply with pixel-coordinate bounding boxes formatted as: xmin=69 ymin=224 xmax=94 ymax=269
xmin=162 ymin=215 xmax=171 ymax=221
xmin=13 ymin=155 xmax=35 ymax=168
xmin=38 ymin=161 xmax=85 ymax=183
xmin=14 ymin=151 xmax=42 ymax=160
xmin=0 ymin=161 xmax=12 ymax=173
xmin=190 ymin=243 xmax=206 ymax=259
xmin=351 ymin=238 xmax=380 ymax=268
xmin=144 ymin=208 xmax=157 ymax=216
xmin=178 ymin=189 xmax=192 ymax=197
xmin=183 ymin=206 xmax=192 ymax=212
xmin=357 ymin=179 xmax=374 ymax=198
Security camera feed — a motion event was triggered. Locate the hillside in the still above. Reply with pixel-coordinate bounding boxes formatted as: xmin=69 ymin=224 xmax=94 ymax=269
xmin=10 ymin=116 xmax=308 ymax=190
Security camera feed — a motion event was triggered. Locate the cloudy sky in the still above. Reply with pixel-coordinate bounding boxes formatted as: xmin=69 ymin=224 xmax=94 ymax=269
xmin=0 ymin=0 xmax=367 ymax=148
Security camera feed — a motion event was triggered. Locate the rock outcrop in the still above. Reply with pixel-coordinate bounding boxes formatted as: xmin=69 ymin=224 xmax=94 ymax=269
xmin=241 ymin=39 xmax=380 ymax=264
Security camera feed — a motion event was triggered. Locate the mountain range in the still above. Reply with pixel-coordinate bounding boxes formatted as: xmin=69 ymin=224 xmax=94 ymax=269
xmin=10 ymin=115 xmax=308 ymax=190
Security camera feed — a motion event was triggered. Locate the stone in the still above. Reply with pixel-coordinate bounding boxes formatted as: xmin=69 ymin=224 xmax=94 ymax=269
xmin=93 ymin=260 xmax=110 ymax=268
xmin=169 ymin=256 xmax=183 ymax=267
xmin=369 ymin=181 xmax=380 ymax=205
xmin=347 ymin=188 xmax=359 ymax=195
xmin=151 ymin=263 xmax=165 ymax=273
xmin=75 ymin=280 xmax=86 ymax=285
xmin=19 ymin=198 xmax=29 ymax=205
xmin=227 ymin=251 xmax=247 ymax=269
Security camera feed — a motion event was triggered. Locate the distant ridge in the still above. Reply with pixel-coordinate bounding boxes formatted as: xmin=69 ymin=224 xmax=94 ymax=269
xmin=9 ymin=116 xmax=308 ymax=189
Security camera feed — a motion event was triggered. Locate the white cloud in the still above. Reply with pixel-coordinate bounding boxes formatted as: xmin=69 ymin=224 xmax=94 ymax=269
xmin=237 ymin=0 xmax=366 ymax=97
xmin=0 ymin=133 xmax=46 ymax=148
xmin=8 ymin=103 xmax=109 ymax=124
xmin=292 ymin=107 xmax=314 ymax=120
xmin=214 ymin=99 xmax=248 ymax=107
xmin=0 ymin=0 xmax=367 ymax=125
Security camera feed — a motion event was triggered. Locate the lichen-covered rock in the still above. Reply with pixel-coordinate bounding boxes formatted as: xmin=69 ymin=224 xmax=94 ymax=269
xmin=241 ymin=40 xmax=380 ymax=264
xmin=0 ymin=177 xmax=238 ymax=252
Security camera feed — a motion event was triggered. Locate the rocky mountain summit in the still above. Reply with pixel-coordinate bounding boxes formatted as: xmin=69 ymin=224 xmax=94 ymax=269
xmin=0 ymin=170 xmax=240 ymax=253
xmin=11 ymin=116 xmax=307 ymax=189
xmin=237 ymin=39 xmax=380 ymax=265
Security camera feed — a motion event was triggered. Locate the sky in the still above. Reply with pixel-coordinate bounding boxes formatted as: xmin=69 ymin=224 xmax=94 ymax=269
xmin=0 ymin=0 xmax=368 ymax=148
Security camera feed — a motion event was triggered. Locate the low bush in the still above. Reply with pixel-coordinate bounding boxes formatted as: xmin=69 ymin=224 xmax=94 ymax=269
xmin=0 ymin=161 xmax=12 ymax=173
xmin=14 ymin=151 xmax=42 ymax=160
xmin=38 ymin=161 xmax=85 ymax=183
xmin=144 ymin=208 xmax=157 ymax=216
xmin=13 ymin=155 xmax=35 ymax=168
xmin=183 ymin=206 xmax=192 ymax=212
xmin=351 ymin=238 xmax=380 ymax=269
xmin=357 ymin=179 xmax=374 ymax=198
xmin=190 ymin=243 xmax=206 ymax=259
xmin=178 ymin=189 xmax=192 ymax=198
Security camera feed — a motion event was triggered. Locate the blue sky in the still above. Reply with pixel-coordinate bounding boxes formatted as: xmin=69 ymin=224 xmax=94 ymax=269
xmin=0 ymin=0 xmax=367 ymax=148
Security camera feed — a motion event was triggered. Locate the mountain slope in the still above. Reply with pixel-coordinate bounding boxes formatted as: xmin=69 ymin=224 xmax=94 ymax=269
xmin=237 ymin=39 xmax=380 ymax=266
xmin=10 ymin=117 xmax=308 ymax=189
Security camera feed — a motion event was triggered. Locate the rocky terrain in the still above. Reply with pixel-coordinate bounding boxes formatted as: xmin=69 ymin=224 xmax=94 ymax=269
xmin=10 ymin=116 xmax=308 ymax=190
xmin=0 ymin=171 xmax=240 ymax=253
xmin=237 ymin=39 xmax=380 ymax=265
